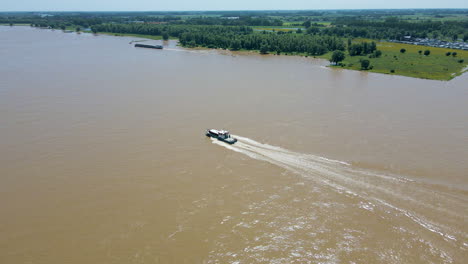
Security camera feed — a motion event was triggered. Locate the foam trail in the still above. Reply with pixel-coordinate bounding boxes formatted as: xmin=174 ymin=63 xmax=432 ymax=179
xmin=211 ymin=135 xmax=468 ymax=246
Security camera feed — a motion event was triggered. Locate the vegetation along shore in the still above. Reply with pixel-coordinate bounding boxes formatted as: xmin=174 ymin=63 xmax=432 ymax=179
xmin=2 ymin=9 xmax=466 ymax=80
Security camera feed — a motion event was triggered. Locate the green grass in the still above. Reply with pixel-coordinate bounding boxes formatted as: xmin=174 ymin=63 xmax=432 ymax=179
xmin=282 ymin=21 xmax=303 ymax=26
xmin=65 ymin=26 xmax=81 ymax=31
xmin=313 ymin=22 xmax=332 ymax=26
xmin=322 ymin=41 xmax=468 ymax=80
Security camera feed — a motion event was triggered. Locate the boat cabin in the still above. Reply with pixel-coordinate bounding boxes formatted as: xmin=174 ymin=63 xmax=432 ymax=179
xmin=206 ymin=128 xmax=237 ymax=144
xmin=207 ymin=129 xmax=232 ymax=139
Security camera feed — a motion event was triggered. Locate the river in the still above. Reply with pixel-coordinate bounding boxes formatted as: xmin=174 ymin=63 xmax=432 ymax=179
xmin=1 ymin=26 xmax=467 ymax=263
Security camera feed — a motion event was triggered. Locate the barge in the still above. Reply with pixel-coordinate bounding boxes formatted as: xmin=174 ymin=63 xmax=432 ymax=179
xmin=206 ymin=129 xmax=237 ymax=144
xmin=134 ymin=43 xmax=163 ymax=49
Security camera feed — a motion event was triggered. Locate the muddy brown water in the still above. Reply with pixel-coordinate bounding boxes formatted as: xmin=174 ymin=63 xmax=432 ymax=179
xmin=1 ymin=26 xmax=467 ymax=263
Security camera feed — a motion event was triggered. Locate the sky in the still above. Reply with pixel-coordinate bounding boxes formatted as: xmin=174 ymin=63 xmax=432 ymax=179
xmin=1 ymin=0 xmax=467 ymax=11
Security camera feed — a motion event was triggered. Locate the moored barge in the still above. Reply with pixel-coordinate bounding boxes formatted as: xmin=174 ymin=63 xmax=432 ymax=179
xmin=135 ymin=43 xmax=163 ymax=49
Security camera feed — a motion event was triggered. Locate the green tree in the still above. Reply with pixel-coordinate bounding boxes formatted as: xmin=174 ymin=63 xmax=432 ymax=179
xmin=296 ymin=28 xmax=302 ymax=34
xmin=423 ymin=50 xmax=430 ymax=56
xmin=259 ymin=44 xmax=269 ymax=55
xmin=446 ymin=52 xmax=451 ymax=56
xmin=303 ymin=20 xmax=311 ymax=28
xmin=230 ymin=39 xmax=241 ymax=51
xmin=162 ymin=32 xmax=169 ymax=40
xmin=306 ymin=27 xmax=319 ymax=35
xmin=418 ymin=50 xmax=422 ymax=55
xmin=76 ymin=27 xmax=81 ymax=32
xmin=452 ymin=34 xmax=458 ymax=41
xmin=400 ymin=48 xmax=406 ymax=53
xmin=9 ymin=23 xmax=13 ymax=26
xmin=348 ymin=41 xmax=376 ymax=56
xmin=348 ymin=43 xmax=363 ymax=56
xmin=360 ymin=59 xmax=370 ymax=70
xmin=91 ymin=26 xmax=98 ymax=34
xmin=330 ymin=50 xmax=345 ymax=65
xmin=452 ymin=52 xmax=457 ymax=57
xmin=61 ymin=25 xmax=66 ymax=30
xmin=90 ymin=23 xmax=344 ymax=56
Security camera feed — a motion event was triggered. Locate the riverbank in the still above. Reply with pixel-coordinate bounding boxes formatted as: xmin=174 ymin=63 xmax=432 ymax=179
xmin=99 ymin=31 xmax=466 ymax=81
xmin=324 ymin=41 xmax=468 ymax=81
xmin=10 ymin=25 xmax=465 ymax=81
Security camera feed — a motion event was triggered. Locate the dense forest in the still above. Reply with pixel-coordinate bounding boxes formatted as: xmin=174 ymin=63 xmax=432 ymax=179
xmin=90 ymin=24 xmax=241 ymax=38
xmin=179 ymin=30 xmax=345 ymax=55
xmin=0 ymin=14 xmax=107 ymax=28
xmin=172 ymin=17 xmax=283 ymax=26
xmin=2 ymin=9 xmax=467 ymax=80
xmin=91 ymin=23 xmax=345 ymax=55
xmin=2 ymin=9 xmax=467 ymax=52
xmin=323 ymin=18 xmax=468 ymax=40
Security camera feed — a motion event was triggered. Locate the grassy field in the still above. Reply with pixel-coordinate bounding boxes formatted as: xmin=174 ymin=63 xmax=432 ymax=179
xmin=323 ymin=41 xmax=468 ymax=80
xmin=282 ymin=21 xmax=303 ymax=26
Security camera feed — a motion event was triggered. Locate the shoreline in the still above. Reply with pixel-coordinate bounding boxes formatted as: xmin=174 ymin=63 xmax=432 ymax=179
xmin=5 ymin=25 xmax=466 ymax=81
xmin=96 ymin=31 xmax=467 ymax=81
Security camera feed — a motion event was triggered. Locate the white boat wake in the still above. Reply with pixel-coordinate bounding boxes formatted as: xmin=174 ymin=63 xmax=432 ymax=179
xmin=210 ymin=135 xmax=468 ymax=250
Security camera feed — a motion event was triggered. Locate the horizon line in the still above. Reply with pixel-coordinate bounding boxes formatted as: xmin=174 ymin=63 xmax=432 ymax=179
xmin=1 ymin=8 xmax=468 ymax=12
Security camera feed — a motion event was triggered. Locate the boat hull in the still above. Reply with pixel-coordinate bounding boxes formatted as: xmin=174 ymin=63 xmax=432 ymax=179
xmin=206 ymin=133 xmax=237 ymax=144
xmin=134 ymin=44 xmax=163 ymax=49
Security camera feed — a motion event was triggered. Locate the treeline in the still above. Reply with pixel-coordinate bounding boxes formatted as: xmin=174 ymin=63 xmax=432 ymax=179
xmin=1 ymin=14 xmax=282 ymax=27
xmin=1 ymin=15 xmax=106 ymax=28
xmin=0 ymin=14 xmax=180 ymax=28
xmin=179 ymin=30 xmax=345 ymax=55
xmin=173 ymin=17 xmax=283 ymax=26
xmin=91 ymin=23 xmax=253 ymax=38
xmin=91 ymin=23 xmax=345 ymax=55
xmin=327 ymin=18 xmax=468 ymax=40
xmin=347 ymin=41 xmax=377 ymax=56
xmin=130 ymin=16 xmax=181 ymax=23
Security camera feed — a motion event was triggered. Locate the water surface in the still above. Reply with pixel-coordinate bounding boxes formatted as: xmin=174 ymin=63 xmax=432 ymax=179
xmin=1 ymin=26 xmax=467 ymax=263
